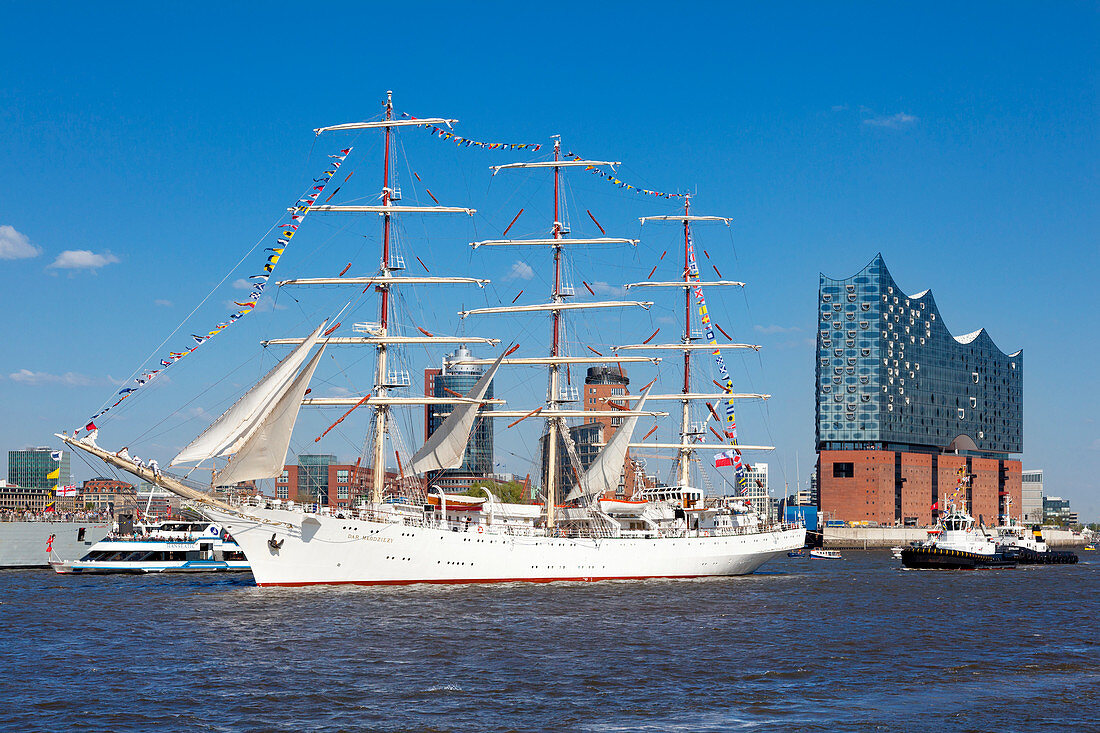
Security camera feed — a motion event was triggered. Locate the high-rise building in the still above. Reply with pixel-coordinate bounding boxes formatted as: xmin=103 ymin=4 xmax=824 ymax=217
xmin=816 ymin=254 xmax=1023 ymax=527
xmin=8 ymin=447 xmax=70 ymax=490
xmin=423 ymin=346 xmax=494 ymax=492
xmin=1021 ymin=469 xmax=1044 ymax=524
xmin=540 ymin=367 xmax=653 ymax=501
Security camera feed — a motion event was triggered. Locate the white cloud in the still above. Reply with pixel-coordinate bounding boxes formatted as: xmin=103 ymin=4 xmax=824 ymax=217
xmin=48 ymin=250 xmax=120 ymax=270
xmin=155 ymin=299 xmax=173 ymax=307
xmin=830 ymin=104 xmax=848 ymax=112
xmin=754 ymin=324 xmax=802 ymax=335
xmin=1090 ymin=437 xmax=1100 ymax=451
xmin=0 ymin=225 xmax=41 ymax=259
xmin=232 ymin=278 xmax=253 ymax=290
xmin=863 ymin=112 xmax=918 ymax=129
xmin=9 ymin=369 xmax=98 ymax=387
xmin=589 ymin=281 xmax=626 ymax=296
xmin=506 ymin=260 xmax=535 ymax=280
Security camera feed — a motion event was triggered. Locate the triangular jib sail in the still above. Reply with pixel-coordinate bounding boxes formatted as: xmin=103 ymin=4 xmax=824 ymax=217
xmin=213 ymin=342 xmax=327 ymax=487
xmin=409 ymin=350 xmax=507 ymax=475
xmin=171 ymin=320 xmax=328 ymax=466
xmin=564 ymin=383 xmax=653 ymax=503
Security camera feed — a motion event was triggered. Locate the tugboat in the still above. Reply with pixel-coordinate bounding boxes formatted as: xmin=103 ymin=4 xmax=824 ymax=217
xmin=995 ymin=523 xmax=1078 ymax=565
xmin=900 ymin=505 xmax=1016 ymax=570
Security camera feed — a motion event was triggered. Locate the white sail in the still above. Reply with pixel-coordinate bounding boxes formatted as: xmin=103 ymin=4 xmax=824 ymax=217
xmin=171 ymin=321 xmax=327 ymax=465
xmin=564 ymin=384 xmax=653 ymax=503
xmin=409 ymin=350 xmax=507 ymax=475
xmin=213 ymin=344 xmax=326 ymax=487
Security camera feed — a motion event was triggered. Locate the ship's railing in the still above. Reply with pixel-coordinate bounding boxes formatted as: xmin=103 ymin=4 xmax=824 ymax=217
xmin=226 ymin=497 xmax=804 ymax=539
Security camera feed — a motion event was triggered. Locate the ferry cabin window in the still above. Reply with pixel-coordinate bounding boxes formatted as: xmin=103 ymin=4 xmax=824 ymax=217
xmin=833 ymin=462 xmax=854 ymax=478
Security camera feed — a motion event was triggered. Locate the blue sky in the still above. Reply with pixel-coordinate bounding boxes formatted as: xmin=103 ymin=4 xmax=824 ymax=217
xmin=1 ymin=3 xmax=1097 ymax=518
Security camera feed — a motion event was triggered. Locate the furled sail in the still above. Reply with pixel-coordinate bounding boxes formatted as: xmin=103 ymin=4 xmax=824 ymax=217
xmin=564 ymin=383 xmax=653 ymax=503
xmin=171 ymin=321 xmax=328 ymax=466
xmin=409 ymin=350 xmax=506 ymax=475
xmin=212 ymin=343 xmax=326 ymax=487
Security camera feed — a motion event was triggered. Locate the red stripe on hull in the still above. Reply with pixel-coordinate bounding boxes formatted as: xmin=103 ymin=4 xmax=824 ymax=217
xmin=257 ymin=573 xmax=720 ymax=588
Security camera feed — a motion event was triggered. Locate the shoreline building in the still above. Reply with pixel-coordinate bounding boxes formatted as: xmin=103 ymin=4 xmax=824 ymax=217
xmin=1021 ymin=469 xmax=1044 ymax=524
xmin=8 ymin=447 xmax=70 ymax=490
xmin=816 ymin=254 xmax=1023 ymax=527
xmin=82 ymin=477 xmax=137 ymax=515
xmin=274 ymin=454 xmax=374 ymax=509
xmin=424 ymin=346 xmax=494 ymax=493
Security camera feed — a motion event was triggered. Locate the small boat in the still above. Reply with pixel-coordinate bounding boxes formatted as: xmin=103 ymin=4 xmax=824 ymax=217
xmin=891 ymin=546 xmax=904 ymax=560
xmin=51 ymin=520 xmax=249 ymax=574
xmin=1084 ymin=544 xmax=1096 ymax=551
xmin=810 ymin=549 xmax=842 ymax=560
xmin=787 ymin=548 xmax=807 ymax=558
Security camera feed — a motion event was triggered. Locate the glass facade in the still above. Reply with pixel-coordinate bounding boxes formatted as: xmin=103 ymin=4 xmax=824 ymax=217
xmin=8 ymin=448 xmax=70 ymax=489
xmin=298 ymin=454 xmax=335 ymax=505
xmin=816 ymin=254 xmax=1022 ymax=455
xmin=427 ymin=347 xmax=493 ymax=477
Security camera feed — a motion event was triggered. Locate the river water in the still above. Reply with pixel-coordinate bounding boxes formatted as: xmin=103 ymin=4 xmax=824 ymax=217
xmin=2 ymin=552 xmax=1096 ymax=731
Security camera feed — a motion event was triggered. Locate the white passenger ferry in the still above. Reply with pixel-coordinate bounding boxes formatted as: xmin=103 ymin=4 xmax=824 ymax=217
xmin=50 ymin=520 xmax=249 ymax=574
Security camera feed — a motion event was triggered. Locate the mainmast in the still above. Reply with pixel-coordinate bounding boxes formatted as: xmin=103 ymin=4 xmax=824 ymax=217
xmin=545 ymin=137 xmax=563 ymax=527
xmin=467 ymin=145 xmax=658 ymax=526
xmin=371 ymin=90 xmax=395 ymax=503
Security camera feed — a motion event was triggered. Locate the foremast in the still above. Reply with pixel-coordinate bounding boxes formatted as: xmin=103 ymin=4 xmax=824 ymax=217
xmin=300 ymin=92 xmax=492 ymax=504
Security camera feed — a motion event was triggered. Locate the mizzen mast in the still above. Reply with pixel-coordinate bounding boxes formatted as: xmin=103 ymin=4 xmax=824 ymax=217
xmin=625 ymin=201 xmax=773 ymax=490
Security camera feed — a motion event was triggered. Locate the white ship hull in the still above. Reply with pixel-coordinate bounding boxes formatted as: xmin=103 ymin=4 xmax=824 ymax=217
xmin=201 ymin=506 xmax=806 ymax=587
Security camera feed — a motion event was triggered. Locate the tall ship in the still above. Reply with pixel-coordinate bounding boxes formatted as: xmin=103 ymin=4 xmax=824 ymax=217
xmin=60 ymin=93 xmax=805 ymax=586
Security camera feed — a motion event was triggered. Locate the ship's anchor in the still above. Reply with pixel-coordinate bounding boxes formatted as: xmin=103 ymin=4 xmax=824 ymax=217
xmin=268 ymin=534 xmax=284 ymax=552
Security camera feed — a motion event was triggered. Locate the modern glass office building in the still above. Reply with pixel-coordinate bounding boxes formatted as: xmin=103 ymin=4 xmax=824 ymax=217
xmin=8 ymin=447 xmax=70 ymax=489
xmin=816 ymin=255 xmax=1023 ymax=526
xmin=297 ymin=454 xmax=336 ymax=505
xmin=424 ymin=346 xmax=493 ymax=489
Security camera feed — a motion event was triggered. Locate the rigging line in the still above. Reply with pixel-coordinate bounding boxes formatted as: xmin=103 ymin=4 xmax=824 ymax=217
xmin=88 ymin=214 xmax=288 ymax=422
xmin=129 ymin=349 xmax=268 ymax=446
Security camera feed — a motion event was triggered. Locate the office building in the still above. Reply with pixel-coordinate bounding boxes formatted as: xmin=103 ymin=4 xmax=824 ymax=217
xmin=423 ymin=346 xmax=494 ymax=492
xmin=275 ymin=456 xmax=384 ymax=509
xmin=8 ymin=447 xmax=70 ymax=490
xmin=816 ymin=254 xmax=1023 ymax=526
xmin=1043 ymin=495 xmax=1077 ymax=527
xmin=540 ymin=367 xmax=653 ymax=501
xmin=1021 ymin=469 xmax=1044 ymax=524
